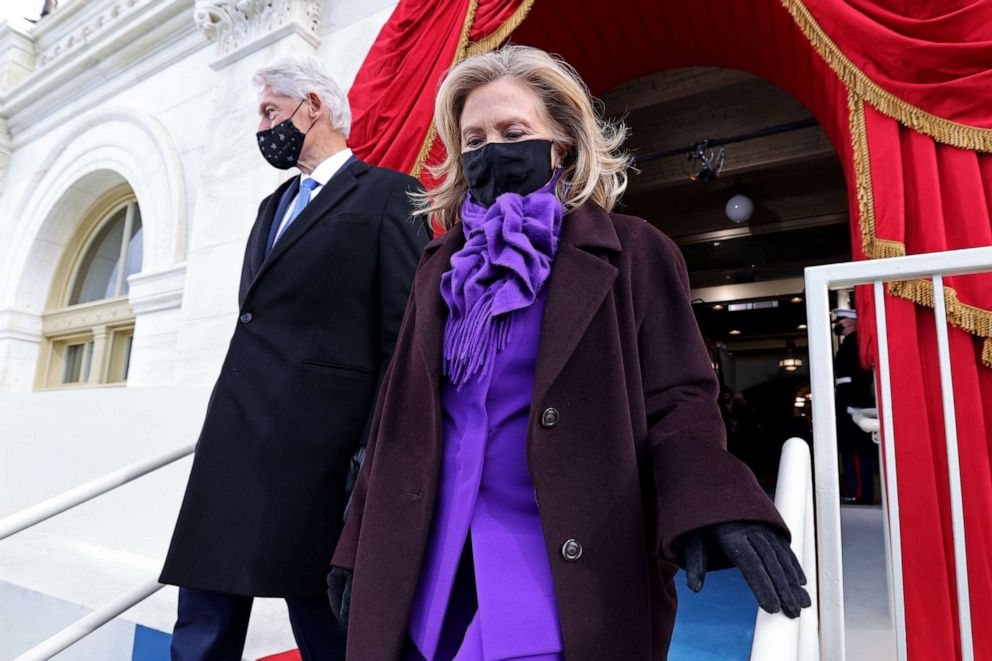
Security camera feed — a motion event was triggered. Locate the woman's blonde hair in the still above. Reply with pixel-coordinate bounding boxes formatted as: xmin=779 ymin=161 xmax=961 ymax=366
xmin=416 ymin=45 xmax=632 ymax=230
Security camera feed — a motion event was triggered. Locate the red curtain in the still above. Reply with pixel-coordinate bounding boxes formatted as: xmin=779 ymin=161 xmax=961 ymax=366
xmin=347 ymin=0 xmax=529 ymax=176
xmin=804 ymin=0 xmax=992 ymax=130
xmin=346 ymin=0 xmax=992 ymax=657
xmin=855 ymin=102 xmax=992 ymax=659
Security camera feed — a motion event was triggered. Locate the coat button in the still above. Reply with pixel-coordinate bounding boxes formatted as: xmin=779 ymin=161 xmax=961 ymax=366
xmin=561 ymin=539 xmax=582 ymax=562
xmin=240 ymin=312 xmax=253 ymax=324
xmin=540 ymin=407 xmax=559 ymax=428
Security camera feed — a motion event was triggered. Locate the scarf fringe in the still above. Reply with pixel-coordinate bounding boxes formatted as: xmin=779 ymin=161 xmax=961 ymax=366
xmin=443 ymin=292 xmax=514 ymax=388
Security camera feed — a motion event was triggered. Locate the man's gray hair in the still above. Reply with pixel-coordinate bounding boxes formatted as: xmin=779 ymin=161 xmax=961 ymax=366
xmin=253 ymin=54 xmax=352 ymax=138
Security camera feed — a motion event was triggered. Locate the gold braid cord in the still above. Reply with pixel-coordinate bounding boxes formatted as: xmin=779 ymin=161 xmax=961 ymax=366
xmin=409 ymin=0 xmax=536 ymax=179
xmin=850 ymin=91 xmax=992 ymax=366
xmin=782 ymin=0 xmax=992 ymax=153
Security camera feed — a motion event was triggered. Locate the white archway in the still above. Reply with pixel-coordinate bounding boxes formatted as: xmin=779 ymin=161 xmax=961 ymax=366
xmin=0 ymin=108 xmax=188 ymax=391
xmin=4 ymin=108 xmax=187 ymax=310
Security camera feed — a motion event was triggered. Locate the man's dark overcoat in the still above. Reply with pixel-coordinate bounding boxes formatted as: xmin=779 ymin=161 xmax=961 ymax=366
xmin=332 ymin=203 xmax=787 ymax=659
xmin=160 ymin=159 xmax=429 ymax=597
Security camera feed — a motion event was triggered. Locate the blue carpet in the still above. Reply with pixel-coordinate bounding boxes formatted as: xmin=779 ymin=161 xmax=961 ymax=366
xmin=129 ymin=572 xmax=757 ymax=660
xmin=132 ymin=624 xmax=171 ymax=660
xmin=668 ymin=569 xmax=758 ymax=661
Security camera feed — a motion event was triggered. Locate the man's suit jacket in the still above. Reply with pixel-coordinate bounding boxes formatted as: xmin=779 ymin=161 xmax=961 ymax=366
xmin=160 ymin=158 xmax=429 ymax=597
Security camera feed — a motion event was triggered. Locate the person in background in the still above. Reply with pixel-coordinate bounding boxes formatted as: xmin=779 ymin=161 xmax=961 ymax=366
xmin=327 ymin=45 xmax=809 ymax=660
xmin=834 ymin=308 xmax=877 ymax=504
xmin=159 ymin=54 xmax=428 ymax=660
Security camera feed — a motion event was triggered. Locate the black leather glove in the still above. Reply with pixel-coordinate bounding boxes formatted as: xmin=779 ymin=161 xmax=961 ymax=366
xmin=327 ymin=566 xmax=353 ymax=625
xmin=677 ymin=521 xmax=811 ymax=618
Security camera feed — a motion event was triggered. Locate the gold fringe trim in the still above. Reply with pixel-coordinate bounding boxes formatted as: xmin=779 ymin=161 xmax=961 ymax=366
xmin=888 ymin=280 xmax=992 ymax=368
xmin=410 ymin=0 xmax=536 ymax=179
xmin=782 ymin=0 xmax=992 ymax=153
xmin=464 ymin=0 xmax=536 ymax=58
xmin=410 ymin=121 xmax=439 ymax=180
xmin=848 ymin=91 xmax=906 ymax=260
xmin=849 ymin=90 xmax=992 ymax=367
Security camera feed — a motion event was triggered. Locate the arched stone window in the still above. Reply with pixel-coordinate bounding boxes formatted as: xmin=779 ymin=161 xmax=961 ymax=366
xmin=36 ymin=186 xmax=142 ymax=387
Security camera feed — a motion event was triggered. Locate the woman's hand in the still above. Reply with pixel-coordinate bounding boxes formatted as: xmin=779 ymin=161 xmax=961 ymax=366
xmin=327 ymin=566 xmax=353 ymax=625
xmin=678 ymin=521 xmax=811 ymax=618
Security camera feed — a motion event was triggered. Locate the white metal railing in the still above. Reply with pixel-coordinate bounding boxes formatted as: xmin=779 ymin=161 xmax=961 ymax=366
xmin=750 ymin=437 xmax=819 ymax=661
xmin=0 ymin=443 xmax=195 ymax=660
xmin=13 ymin=579 xmax=165 ymax=661
xmin=804 ymin=245 xmax=992 ymax=661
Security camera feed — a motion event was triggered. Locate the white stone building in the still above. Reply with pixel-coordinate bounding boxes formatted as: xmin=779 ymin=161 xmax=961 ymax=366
xmin=0 ymin=1 xmax=397 ymax=657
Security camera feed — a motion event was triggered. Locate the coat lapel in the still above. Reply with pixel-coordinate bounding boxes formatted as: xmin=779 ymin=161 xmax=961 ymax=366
xmin=533 ymin=203 xmax=621 ymax=403
xmin=249 ymin=177 xmax=295 ymax=280
xmin=245 ymin=160 xmax=367 ymax=300
xmin=412 ymin=227 xmax=466 ymax=389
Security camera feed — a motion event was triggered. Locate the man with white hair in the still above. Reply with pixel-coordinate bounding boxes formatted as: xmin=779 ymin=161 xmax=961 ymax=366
xmin=160 ymin=54 xmax=428 ymax=659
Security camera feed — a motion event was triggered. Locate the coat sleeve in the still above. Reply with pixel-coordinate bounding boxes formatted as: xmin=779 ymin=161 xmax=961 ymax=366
xmin=343 ymin=175 xmax=429 ymax=513
xmin=632 ymin=227 xmax=787 ymax=566
xmin=333 ymin=287 xmax=418 ymax=571
xmin=351 ymin=175 xmax=428 ymax=452
xmin=377 ymin=176 xmax=430 ymax=374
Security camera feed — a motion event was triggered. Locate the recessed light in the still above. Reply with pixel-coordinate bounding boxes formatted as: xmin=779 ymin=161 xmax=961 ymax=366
xmin=790 ymin=296 xmax=804 ymax=303
xmin=712 ymin=241 xmax=721 ymax=247
xmin=797 ymin=324 xmax=808 ymax=330
xmin=729 ymin=329 xmax=741 ymax=335
xmin=712 ymin=304 xmax=725 ymax=311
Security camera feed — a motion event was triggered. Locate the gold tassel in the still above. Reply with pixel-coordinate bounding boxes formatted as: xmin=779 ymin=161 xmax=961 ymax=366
xmin=782 ymin=0 xmax=992 ymax=153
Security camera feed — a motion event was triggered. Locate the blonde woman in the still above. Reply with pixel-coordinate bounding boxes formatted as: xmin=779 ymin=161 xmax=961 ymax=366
xmin=328 ymin=46 xmax=809 ymax=660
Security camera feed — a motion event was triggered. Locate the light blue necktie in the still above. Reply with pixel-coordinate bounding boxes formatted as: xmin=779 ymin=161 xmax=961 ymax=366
xmin=275 ymin=177 xmax=319 ymax=243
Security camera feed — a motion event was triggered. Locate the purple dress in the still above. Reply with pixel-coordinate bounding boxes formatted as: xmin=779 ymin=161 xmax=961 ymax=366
xmin=408 ymin=181 xmax=565 ymax=661
xmin=407 ymin=292 xmax=563 ymax=661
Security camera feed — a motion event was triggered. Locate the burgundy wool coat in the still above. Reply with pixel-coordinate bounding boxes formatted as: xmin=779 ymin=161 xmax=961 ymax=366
xmin=332 ymin=202 xmax=787 ymax=660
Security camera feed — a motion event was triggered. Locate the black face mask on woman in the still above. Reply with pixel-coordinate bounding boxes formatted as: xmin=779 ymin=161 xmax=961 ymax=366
xmin=256 ymin=100 xmax=316 ymax=170
xmin=462 ymin=139 xmax=555 ymax=207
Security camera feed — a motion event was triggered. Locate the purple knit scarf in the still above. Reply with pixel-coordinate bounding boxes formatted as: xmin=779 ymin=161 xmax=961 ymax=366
xmin=440 ymin=178 xmax=564 ymax=388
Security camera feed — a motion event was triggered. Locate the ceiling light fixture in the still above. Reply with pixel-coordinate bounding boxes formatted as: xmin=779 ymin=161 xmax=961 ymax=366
xmin=729 ymin=329 xmax=742 ymax=336
xmin=779 ymin=342 xmax=804 ymax=372
xmin=683 ymin=140 xmax=725 ymax=183
xmin=725 ymin=193 xmax=754 ymax=224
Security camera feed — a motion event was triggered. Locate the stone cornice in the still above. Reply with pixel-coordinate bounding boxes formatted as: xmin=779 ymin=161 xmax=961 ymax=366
xmin=194 ymin=0 xmax=320 ymax=68
xmin=0 ymin=0 xmax=203 ymax=143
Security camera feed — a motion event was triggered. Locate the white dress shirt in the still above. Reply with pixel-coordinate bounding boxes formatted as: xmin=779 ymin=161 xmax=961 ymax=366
xmin=273 ymin=147 xmax=354 ymax=242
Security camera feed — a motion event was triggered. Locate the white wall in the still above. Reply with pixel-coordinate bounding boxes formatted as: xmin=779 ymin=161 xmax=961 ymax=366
xmin=0 ymin=1 xmax=399 ymax=652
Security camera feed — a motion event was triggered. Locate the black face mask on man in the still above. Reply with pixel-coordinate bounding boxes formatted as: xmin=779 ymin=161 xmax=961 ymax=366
xmin=256 ymin=100 xmax=317 ymax=170
xmin=462 ymin=138 xmax=556 ymax=207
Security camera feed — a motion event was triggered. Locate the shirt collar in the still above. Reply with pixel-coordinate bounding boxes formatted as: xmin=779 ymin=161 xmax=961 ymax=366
xmin=305 ymin=147 xmax=353 ymax=187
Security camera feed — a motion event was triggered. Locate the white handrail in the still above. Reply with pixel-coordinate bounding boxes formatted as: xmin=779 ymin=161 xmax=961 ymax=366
xmin=750 ymin=437 xmax=819 ymax=661
xmin=0 ymin=443 xmax=195 ymax=540
xmin=804 ymin=245 xmax=992 ymax=660
xmin=13 ymin=579 xmax=166 ymax=661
